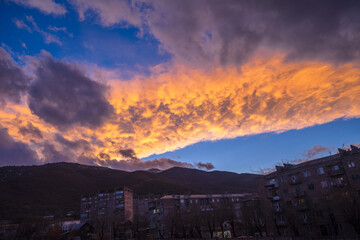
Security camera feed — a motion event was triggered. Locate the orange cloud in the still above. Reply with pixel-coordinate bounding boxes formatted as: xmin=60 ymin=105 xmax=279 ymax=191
xmin=105 ymin=55 xmax=360 ymax=158
xmin=1 ymin=54 xmax=360 ymax=164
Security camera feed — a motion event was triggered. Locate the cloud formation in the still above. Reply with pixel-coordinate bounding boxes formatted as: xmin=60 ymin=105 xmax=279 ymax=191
xmin=303 ymin=144 xmax=334 ymax=159
xmin=28 ymin=55 xmax=115 ymax=129
xmin=106 ymin=56 xmax=360 ymax=157
xmin=14 ymin=16 xmax=62 ymax=45
xmin=10 ymin=0 xmax=67 ymax=15
xmin=69 ymin=0 xmax=360 ymax=67
xmin=72 ymin=0 xmax=141 ymax=27
xmin=2 ymin=1 xmax=360 ymax=171
xmin=0 ymin=48 xmax=29 ymax=106
xmin=196 ymin=162 xmax=215 ymax=170
xmin=0 ymin=125 xmax=38 ymax=166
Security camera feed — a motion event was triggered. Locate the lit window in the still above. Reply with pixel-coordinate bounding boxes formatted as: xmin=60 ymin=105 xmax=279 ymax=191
xmin=348 ymin=161 xmax=356 ymax=168
xmin=331 ymin=165 xmax=339 ymax=171
xmin=317 ymin=167 xmax=324 ymax=174
xmin=321 ymin=181 xmax=328 ymax=188
xmin=270 ymin=178 xmax=277 ymax=184
xmin=303 ymin=170 xmax=310 ymax=178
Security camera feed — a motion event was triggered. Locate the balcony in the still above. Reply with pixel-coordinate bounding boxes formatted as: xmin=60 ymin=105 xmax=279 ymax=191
xmin=274 ymin=207 xmax=282 ymax=213
xmin=265 ymin=182 xmax=279 ymax=189
xmin=276 ymin=220 xmax=286 ymax=226
xmin=271 ymin=195 xmax=281 ymax=201
xmin=294 ymin=191 xmax=305 ymax=198
xmin=289 ymin=179 xmax=302 ymax=185
xmin=296 ymin=204 xmax=309 ymax=211
xmin=329 ymin=168 xmax=345 ymax=177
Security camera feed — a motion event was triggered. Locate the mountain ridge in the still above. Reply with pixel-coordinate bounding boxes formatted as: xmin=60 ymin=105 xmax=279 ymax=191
xmin=0 ymin=162 xmax=260 ymax=222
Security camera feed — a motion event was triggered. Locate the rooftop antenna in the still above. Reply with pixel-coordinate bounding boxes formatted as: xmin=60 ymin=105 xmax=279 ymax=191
xmin=329 ymin=151 xmax=332 ymax=156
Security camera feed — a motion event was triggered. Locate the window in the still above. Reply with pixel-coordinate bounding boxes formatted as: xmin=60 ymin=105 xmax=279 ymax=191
xmin=283 ymin=189 xmax=289 ymax=194
xmin=270 ymin=178 xmax=277 ymax=184
xmin=274 ymin=202 xmax=281 ymax=211
xmin=302 ymin=213 xmax=308 ymax=222
xmin=333 ymin=177 xmax=344 ymax=186
xmin=304 ymin=170 xmax=311 ymax=177
xmin=331 ymin=165 xmax=339 ymax=171
xmin=280 ymin=176 xmax=286 ymax=183
xmin=321 ymin=181 xmax=328 ymax=188
xmin=291 ymin=175 xmax=297 ymax=182
xmin=352 ymin=174 xmax=360 ymax=182
xmin=317 ymin=167 xmax=324 ymax=174
xmin=308 ymin=183 xmax=315 ymax=190
xmin=348 ymin=161 xmax=356 ymax=168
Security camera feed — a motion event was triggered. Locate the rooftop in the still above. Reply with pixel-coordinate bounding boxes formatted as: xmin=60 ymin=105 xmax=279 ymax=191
xmin=160 ymin=193 xmax=256 ymax=200
xmin=266 ymin=145 xmax=359 ymax=178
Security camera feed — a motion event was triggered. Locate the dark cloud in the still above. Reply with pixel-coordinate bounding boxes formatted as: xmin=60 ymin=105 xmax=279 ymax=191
xmin=196 ymin=162 xmax=215 ymax=170
xmin=40 ymin=142 xmax=70 ymax=163
xmin=54 ymin=133 xmax=90 ymax=151
xmin=119 ymin=148 xmax=137 ymax=160
xmin=98 ymin=152 xmax=111 ymax=161
xmin=145 ymin=0 xmax=360 ymax=66
xmin=18 ymin=122 xmax=43 ymax=139
xmin=303 ymin=144 xmax=333 ymax=159
xmin=0 ymin=47 xmax=29 ymax=106
xmin=28 ymin=56 xmax=114 ymax=128
xmin=0 ymin=125 xmax=38 ymax=166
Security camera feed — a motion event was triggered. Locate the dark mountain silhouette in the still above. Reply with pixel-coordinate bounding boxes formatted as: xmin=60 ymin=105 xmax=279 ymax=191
xmin=159 ymin=167 xmax=261 ymax=193
xmin=0 ymin=162 xmax=260 ymax=222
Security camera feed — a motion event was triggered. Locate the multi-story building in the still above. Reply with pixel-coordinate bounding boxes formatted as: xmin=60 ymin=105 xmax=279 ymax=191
xmin=159 ymin=193 xmax=264 ymax=238
xmin=133 ymin=195 xmax=164 ymax=238
xmin=260 ymin=145 xmax=360 ymax=238
xmin=80 ymin=187 xmax=133 ymax=224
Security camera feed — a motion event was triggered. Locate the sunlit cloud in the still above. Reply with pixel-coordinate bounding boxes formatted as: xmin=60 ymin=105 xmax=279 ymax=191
xmin=104 ymin=54 xmax=360 ymax=158
xmin=1 ymin=52 xmax=360 ymax=169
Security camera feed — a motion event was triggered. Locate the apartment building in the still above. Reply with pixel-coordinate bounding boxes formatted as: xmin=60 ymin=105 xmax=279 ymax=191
xmin=133 ymin=195 xmax=164 ymax=238
xmin=159 ymin=193 xmax=264 ymax=238
xmin=80 ymin=187 xmax=133 ymax=224
xmin=260 ymin=145 xmax=360 ymax=238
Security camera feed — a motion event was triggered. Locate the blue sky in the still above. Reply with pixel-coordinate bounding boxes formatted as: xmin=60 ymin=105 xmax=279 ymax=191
xmin=0 ymin=0 xmax=360 ymax=172
xmin=144 ymin=118 xmax=360 ymax=173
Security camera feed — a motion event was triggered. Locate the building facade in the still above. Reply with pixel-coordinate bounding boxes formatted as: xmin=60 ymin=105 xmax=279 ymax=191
xmin=158 ymin=193 xmax=264 ymax=238
xmin=80 ymin=187 xmax=133 ymax=224
xmin=260 ymin=146 xmax=360 ymax=238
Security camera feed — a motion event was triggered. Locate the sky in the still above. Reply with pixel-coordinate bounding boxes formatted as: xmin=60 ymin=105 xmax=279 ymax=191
xmin=0 ymin=0 xmax=360 ymax=173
